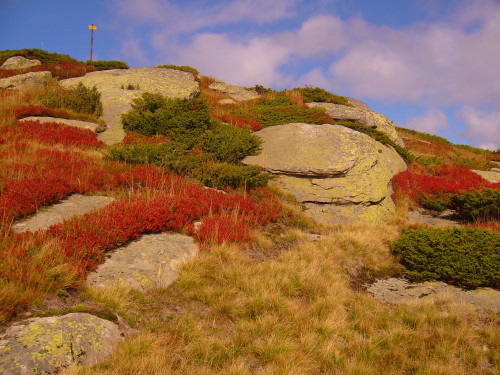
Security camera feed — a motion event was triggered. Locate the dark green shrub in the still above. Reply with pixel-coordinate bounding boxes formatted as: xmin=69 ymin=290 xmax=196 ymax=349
xmin=254 ymin=96 xmax=332 ymax=127
xmin=0 ymin=48 xmax=76 ymax=65
xmin=86 ymin=60 xmax=129 ymax=70
xmin=122 ymin=93 xmax=211 ymax=147
xmin=39 ymin=82 xmax=103 ymax=117
xmin=202 ymin=122 xmax=261 ymax=163
xmin=336 ymin=120 xmax=414 ymax=163
xmin=392 ymin=227 xmax=500 ymax=288
xmin=294 ymin=87 xmax=352 ymax=106
xmin=107 ymin=142 xmax=271 ymax=189
xmin=449 ymin=189 xmax=500 ymax=222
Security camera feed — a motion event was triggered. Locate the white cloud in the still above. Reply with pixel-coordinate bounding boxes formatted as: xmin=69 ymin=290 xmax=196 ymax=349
xmin=456 ymin=106 xmax=500 ymax=150
xmin=176 ymin=33 xmax=292 ymax=87
xmin=404 ymin=108 xmax=449 ymax=134
xmin=120 ymin=39 xmax=149 ymax=65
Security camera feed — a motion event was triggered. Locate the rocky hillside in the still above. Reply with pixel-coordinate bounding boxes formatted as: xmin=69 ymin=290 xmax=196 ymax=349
xmin=0 ymin=50 xmax=499 ymax=374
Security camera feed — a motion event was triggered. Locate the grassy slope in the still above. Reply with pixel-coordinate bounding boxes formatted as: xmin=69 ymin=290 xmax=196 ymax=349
xmin=1 ymin=63 xmax=499 ymax=374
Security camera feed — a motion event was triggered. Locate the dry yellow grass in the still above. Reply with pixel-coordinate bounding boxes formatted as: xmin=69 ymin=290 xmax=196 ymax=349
xmin=66 ymin=224 xmax=499 ymax=374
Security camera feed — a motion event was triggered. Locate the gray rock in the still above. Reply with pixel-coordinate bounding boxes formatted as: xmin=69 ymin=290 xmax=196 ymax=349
xmin=367 ymin=278 xmax=500 ymax=311
xmin=472 ymin=169 xmax=500 ymax=183
xmin=12 ymin=194 xmax=115 ymax=233
xmin=218 ymin=98 xmax=236 ymax=105
xmin=0 ymin=71 xmax=52 ymax=89
xmin=86 ymin=233 xmax=199 ymax=290
xmin=243 ymin=123 xmax=407 ymax=224
xmin=18 ymin=116 xmax=102 ymax=133
xmin=307 ymin=101 xmax=404 ymax=147
xmin=60 ymin=68 xmax=200 ymax=145
xmin=209 ymin=82 xmax=260 ymax=101
xmin=0 ymin=313 xmax=123 ymax=374
xmin=0 ymin=56 xmax=41 ymax=70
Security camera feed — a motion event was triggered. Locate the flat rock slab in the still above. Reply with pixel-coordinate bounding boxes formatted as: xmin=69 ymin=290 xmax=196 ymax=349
xmin=367 ymin=278 xmax=500 ymax=311
xmin=18 ymin=116 xmax=100 ymax=132
xmin=209 ymin=82 xmax=260 ymax=101
xmin=0 ymin=313 xmax=123 ymax=374
xmin=472 ymin=169 xmax=500 ymax=183
xmin=60 ymin=68 xmax=200 ymax=145
xmin=12 ymin=194 xmax=115 ymax=233
xmin=86 ymin=233 xmax=199 ymax=290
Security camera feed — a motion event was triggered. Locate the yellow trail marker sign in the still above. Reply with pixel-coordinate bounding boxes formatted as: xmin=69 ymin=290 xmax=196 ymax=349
xmin=89 ymin=25 xmax=97 ymax=30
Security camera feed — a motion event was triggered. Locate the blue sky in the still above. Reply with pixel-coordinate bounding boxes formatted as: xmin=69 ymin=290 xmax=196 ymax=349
xmin=2 ymin=0 xmax=499 ymax=150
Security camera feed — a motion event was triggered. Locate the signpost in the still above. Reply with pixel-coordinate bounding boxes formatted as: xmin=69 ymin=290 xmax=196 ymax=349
xmin=89 ymin=24 xmax=97 ymax=61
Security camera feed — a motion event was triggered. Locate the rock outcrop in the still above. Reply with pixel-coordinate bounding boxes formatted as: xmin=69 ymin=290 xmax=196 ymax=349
xmin=243 ymin=123 xmax=407 ymax=224
xmin=60 ymin=68 xmax=200 ymax=145
xmin=86 ymin=233 xmax=199 ymax=290
xmin=209 ymin=82 xmax=260 ymax=101
xmin=0 ymin=56 xmax=41 ymax=70
xmin=307 ymin=99 xmax=404 ymax=147
xmin=18 ymin=116 xmax=104 ymax=133
xmin=0 ymin=71 xmax=52 ymax=89
xmin=0 ymin=313 xmax=123 ymax=374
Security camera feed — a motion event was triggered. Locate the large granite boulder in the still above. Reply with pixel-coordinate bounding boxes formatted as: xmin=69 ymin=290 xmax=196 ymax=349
xmin=60 ymin=67 xmax=200 ymax=145
xmin=472 ymin=168 xmax=500 ymax=183
xmin=209 ymin=82 xmax=260 ymax=101
xmin=243 ymin=123 xmax=407 ymax=224
xmin=0 ymin=313 xmax=123 ymax=374
xmin=0 ymin=71 xmax=52 ymax=89
xmin=307 ymin=99 xmax=404 ymax=147
xmin=0 ymin=56 xmax=41 ymax=70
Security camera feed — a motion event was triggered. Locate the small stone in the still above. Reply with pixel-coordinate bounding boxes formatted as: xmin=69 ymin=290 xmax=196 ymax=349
xmin=0 ymin=56 xmax=41 ymax=70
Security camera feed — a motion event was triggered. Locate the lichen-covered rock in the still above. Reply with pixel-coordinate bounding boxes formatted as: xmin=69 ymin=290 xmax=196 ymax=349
xmin=60 ymin=68 xmax=200 ymax=145
xmin=0 ymin=313 xmax=123 ymax=374
xmin=243 ymin=123 xmax=407 ymax=224
xmin=472 ymin=169 xmax=500 ymax=183
xmin=12 ymin=194 xmax=115 ymax=234
xmin=86 ymin=233 xmax=199 ymax=290
xmin=209 ymin=82 xmax=260 ymax=101
xmin=18 ymin=116 xmax=103 ymax=133
xmin=0 ymin=56 xmax=41 ymax=70
xmin=307 ymin=101 xmax=404 ymax=147
xmin=0 ymin=71 xmax=52 ymax=89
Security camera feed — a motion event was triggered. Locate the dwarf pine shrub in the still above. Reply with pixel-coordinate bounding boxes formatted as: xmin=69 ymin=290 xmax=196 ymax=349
xmin=39 ymin=82 xmax=103 ymax=117
xmin=122 ymin=93 xmax=211 ymax=147
xmin=392 ymin=227 xmax=500 ymax=288
xmin=201 ymin=122 xmax=261 ymax=163
xmin=86 ymin=60 xmax=129 ymax=70
xmin=294 ymin=87 xmax=352 ymax=106
xmin=449 ymin=188 xmax=500 ymax=222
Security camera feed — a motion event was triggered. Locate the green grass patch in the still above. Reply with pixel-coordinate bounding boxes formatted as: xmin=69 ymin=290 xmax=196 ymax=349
xmin=449 ymin=189 xmax=500 ymax=222
xmin=393 ymin=227 xmax=500 ymax=288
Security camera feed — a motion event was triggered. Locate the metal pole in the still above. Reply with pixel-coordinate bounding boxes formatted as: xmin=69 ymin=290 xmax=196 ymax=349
xmin=90 ymin=25 xmax=94 ymax=61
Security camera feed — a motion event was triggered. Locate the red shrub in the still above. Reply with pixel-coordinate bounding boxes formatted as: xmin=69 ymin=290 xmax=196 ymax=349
xmin=213 ymin=113 xmax=263 ymax=131
xmin=392 ymin=164 xmax=500 ymax=205
xmin=4 ymin=120 xmax=105 ymax=149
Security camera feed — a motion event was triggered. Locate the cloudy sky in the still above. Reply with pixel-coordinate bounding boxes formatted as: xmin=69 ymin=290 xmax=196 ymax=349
xmin=2 ymin=0 xmax=499 ymax=149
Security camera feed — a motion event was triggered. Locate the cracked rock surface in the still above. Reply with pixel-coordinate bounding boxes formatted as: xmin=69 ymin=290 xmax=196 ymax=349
xmin=243 ymin=123 xmax=407 ymax=224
